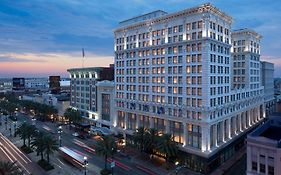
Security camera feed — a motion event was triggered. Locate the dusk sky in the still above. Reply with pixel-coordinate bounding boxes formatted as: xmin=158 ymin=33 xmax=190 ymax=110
xmin=0 ymin=0 xmax=280 ymax=78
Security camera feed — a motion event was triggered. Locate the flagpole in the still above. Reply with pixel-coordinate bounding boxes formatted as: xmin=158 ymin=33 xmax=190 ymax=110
xmin=82 ymin=48 xmax=85 ymax=68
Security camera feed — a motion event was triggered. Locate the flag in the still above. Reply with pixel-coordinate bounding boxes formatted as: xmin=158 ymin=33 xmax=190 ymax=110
xmin=82 ymin=48 xmax=85 ymax=58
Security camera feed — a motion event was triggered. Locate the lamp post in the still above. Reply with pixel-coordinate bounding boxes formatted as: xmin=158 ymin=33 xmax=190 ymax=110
xmin=13 ymin=121 xmax=17 ymax=137
xmin=5 ymin=115 xmax=7 ymax=130
xmin=111 ymin=148 xmax=115 ymax=175
xmin=58 ymin=126 xmax=62 ymax=147
xmin=32 ymin=117 xmax=36 ymax=125
xmin=9 ymin=122 xmax=12 ymax=137
xmin=174 ymin=162 xmax=186 ymax=175
xmin=0 ymin=112 xmax=2 ymax=126
xmin=83 ymin=156 xmax=88 ymax=175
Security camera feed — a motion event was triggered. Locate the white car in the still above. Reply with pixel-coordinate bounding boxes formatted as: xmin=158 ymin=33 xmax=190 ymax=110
xmin=72 ymin=132 xmax=79 ymax=137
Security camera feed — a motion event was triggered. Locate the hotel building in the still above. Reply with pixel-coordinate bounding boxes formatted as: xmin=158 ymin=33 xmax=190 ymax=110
xmin=114 ymin=3 xmax=265 ymax=173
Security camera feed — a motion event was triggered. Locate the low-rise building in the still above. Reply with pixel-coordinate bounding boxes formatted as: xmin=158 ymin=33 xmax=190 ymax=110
xmin=247 ymin=114 xmax=281 ymax=175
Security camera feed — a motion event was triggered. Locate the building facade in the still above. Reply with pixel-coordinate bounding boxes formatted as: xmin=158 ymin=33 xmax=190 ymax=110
xmin=67 ymin=66 xmax=114 ymax=125
xmin=114 ymin=3 xmax=265 ymax=173
xmin=25 ymin=78 xmax=49 ymax=90
xmin=96 ymin=80 xmax=116 ymax=129
xmin=261 ymin=61 xmax=275 ymax=115
xmin=247 ymin=115 xmax=281 ymax=175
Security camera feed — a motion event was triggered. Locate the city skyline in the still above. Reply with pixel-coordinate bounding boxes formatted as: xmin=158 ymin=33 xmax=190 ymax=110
xmin=0 ymin=0 xmax=280 ymax=77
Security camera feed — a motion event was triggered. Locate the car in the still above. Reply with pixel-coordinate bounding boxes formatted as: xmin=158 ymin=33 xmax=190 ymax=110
xmin=72 ymin=132 xmax=79 ymax=137
xmin=77 ymin=134 xmax=86 ymax=140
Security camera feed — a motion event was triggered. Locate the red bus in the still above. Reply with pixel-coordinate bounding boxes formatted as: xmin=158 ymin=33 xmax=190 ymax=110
xmin=58 ymin=146 xmax=86 ymax=169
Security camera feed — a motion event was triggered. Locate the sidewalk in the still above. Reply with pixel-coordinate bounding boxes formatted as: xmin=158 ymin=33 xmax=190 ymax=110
xmin=210 ymin=146 xmax=246 ymax=175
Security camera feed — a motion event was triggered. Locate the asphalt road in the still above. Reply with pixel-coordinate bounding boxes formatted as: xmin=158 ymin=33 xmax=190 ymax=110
xmin=14 ymin=113 xmax=158 ymax=175
xmin=0 ymin=132 xmax=47 ymax=175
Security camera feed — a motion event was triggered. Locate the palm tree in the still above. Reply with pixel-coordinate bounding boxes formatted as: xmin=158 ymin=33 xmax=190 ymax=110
xmin=31 ymin=131 xmax=45 ymax=161
xmin=43 ymin=134 xmax=59 ymax=163
xmin=16 ymin=123 xmax=28 ymax=147
xmin=132 ymin=127 xmax=146 ymax=152
xmin=144 ymin=128 xmax=159 ymax=154
xmin=26 ymin=125 xmax=36 ymax=147
xmin=64 ymin=108 xmax=81 ymax=127
xmin=0 ymin=161 xmax=22 ymax=175
xmin=95 ymin=135 xmax=117 ymax=170
xmin=156 ymin=134 xmax=178 ymax=163
xmin=16 ymin=123 xmax=36 ymax=148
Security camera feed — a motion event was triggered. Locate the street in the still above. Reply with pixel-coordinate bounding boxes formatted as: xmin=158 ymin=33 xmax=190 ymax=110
xmin=0 ymin=132 xmax=47 ymax=175
xmin=0 ymin=113 xmax=161 ymax=175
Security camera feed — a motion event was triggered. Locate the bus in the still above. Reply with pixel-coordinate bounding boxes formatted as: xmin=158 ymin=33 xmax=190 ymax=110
xmin=58 ymin=146 xmax=86 ymax=169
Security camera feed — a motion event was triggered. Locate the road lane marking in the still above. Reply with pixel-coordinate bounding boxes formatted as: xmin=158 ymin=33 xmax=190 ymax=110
xmin=1 ymin=144 xmax=31 ymax=174
xmin=1 ymin=136 xmax=31 ymax=162
xmin=0 ymin=147 xmax=26 ymax=175
xmin=0 ymin=146 xmax=14 ymax=162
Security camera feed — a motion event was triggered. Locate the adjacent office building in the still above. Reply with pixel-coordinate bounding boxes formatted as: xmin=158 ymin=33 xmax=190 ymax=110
xmin=247 ymin=115 xmax=281 ymax=175
xmin=261 ymin=61 xmax=275 ymax=115
xmin=67 ymin=66 xmax=114 ymax=126
xmin=114 ymin=3 xmax=265 ymax=173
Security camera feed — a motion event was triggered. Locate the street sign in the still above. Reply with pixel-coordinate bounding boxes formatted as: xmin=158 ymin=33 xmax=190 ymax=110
xmin=111 ymin=161 xmax=115 ymax=168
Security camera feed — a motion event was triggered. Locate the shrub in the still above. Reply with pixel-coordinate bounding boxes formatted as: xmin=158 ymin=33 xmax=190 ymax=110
xmin=37 ymin=160 xmax=54 ymax=171
xmin=100 ymin=168 xmax=111 ymax=175
xmin=20 ymin=145 xmax=33 ymax=154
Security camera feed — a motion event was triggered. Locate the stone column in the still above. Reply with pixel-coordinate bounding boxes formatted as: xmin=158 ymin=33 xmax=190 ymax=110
xmin=227 ymin=119 xmax=231 ymax=139
xmin=201 ymin=124 xmax=210 ymax=152
xmin=165 ymin=120 xmax=170 ymax=134
xmin=136 ymin=114 xmax=140 ymax=129
xmin=238 ymin=114 xmax=242 ymax=132
xmin=222 ymin=121 xmax=225 ymax=142
xmin=183 ymin=122 xmax=187 ymax=147
xmin=149 ymin=117 xmax=154 ymax=129
xmin=124 ymin=112 xmax=128 ymax=130
xmin=214 ymin=123 xmax=218 ymax=147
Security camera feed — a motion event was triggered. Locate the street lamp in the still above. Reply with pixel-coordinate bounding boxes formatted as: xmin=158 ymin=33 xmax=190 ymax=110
xmin=5 ymin=116 xmax=7 ymax=130
xmin=83 ymin=156 xmax=88 ymax=175
xmin=13 ymin=121 xmax=17 ymax=137
xmin=111 ymin=148 xmax=115 ymax=175
xmin=32 ymin=117 xmax=36 ymax=125
xmin=58 ymin=126 xmax=62 ymax=147
xmin=9 ymin=122 xmax=12 ymax=137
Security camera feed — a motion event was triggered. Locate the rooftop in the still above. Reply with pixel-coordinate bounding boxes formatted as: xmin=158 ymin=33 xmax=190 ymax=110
xmin=260 ymin=126 xmax=281 ymax=141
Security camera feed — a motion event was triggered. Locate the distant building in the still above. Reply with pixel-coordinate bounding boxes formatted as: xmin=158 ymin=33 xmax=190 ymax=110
xmin=67 ymin=65 xmax=114 ymax=125
xmin=261 ymin=61 xmax=275 ymax=115
xmin=0 ymin=78 xmax=12 ymax=91
xmin=22 ymin=92 xmax=70 ymax=121
xmin=12 ymin=78 xmax=25 ymax=91
xmin=49 ymin=76 xmax=61 ymax=94
xmin=247 ymin=114 xmax=281 ymax=175
xmin=25 ymin=78 xmax=49 ymax=90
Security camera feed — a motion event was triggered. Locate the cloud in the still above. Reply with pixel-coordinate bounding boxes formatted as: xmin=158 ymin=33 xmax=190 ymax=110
xmin=0 ymin=56 xmax=46 ymax=63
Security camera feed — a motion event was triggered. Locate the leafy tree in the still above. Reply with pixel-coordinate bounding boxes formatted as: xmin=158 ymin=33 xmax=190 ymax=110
xmin=132 ymin=127 xmax=146 ymax=152
xmin=156 ymin=134 xmax=178 ymax=162
xmin=64 ymin=108 xmax=81 ymax=126
xmin=16 ymin=123 xmax=36 ymax=147
xmin=95 ymin=135 xmax=117 ymax=170
xmin=43 ymin=134 xmax=59 ymax=163
xmin=16 ymin=123 xmax=29 ymax=147
xmin=0 ymin=161 xmax=22 ymax=175
xmin=144 ymin=128 xmax=159 ymax=154
xmin=31 ymin=131 xmax=45 ymax=161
